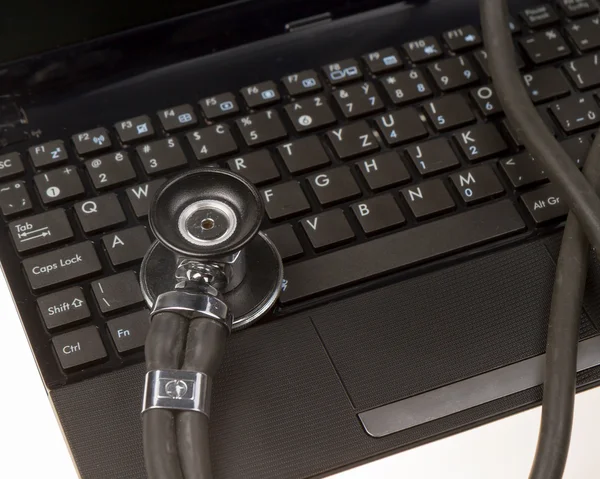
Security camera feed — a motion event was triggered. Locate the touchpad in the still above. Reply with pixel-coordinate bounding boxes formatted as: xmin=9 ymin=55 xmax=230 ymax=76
xmin=311 ymin=241 xmax=595 ymax=412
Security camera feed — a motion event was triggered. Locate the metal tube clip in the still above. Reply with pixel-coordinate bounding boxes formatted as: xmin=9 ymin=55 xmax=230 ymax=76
xmin=142 ymin=369 xmax=212 ymax=417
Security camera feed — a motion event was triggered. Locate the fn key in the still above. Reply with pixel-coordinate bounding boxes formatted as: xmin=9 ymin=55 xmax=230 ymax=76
xmin=52 ymin=326 xmax=107 ymax=370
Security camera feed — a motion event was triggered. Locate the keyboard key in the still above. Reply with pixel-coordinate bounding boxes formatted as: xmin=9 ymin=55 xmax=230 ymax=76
xmin=470 ymin=85 xmax=503 ymax=117
xmin=261 ymin=181 xmax=311 ymax=221
xmin=91 ymin=271 xmax=144 ymax=314
xmin=558 ymin=0 xmax=598 ymax=17
xmin=52 ymin=326 xmax=107 ymax=370
xmin=374 ymin=108 xmax=428 ymax=146
xmin=9 ymin=209 xmax=73 ymax=253
xmin=284 ymin=95 xmax=336 ymax=133
xmin=380 ymin=69 xmax=433 ymax=106
xmin=301 ymin=209 xmax=355 ymax=251
xmin=236 ymin=110 xmax=287 ymax=147
xmin=34 ymin=166 xmax=84 ymax=205
xmin=566 ymin=15 xmax=600 ymax=52
xmin=23 ymin=241 xmax=102 ymax=291
xmin=327 ymin=121 xmax=379 ymax=160
xmin=550 ymin=94 xmax=600 ymax=133
xmin=322 ymin=59 xmax=363 ymax=85
xmin=280 ymin=200 xmax=525 ymax=304
xmin=263 ymin=224 xmax=303 ymax=261
xmin=442 ymin=26 xmax=482 ymax=52
xmin=157 ymin=104 xmax=198 ymax=132
xmin=85 ymin=151 xmax=136 ymax=190
xmin=72 ymin=127 xmax=111 ymax=156
xmin=75 ymin=193 xmax=126 ymax=234
xmin=307 ymin=166 xmax=361 ymax=206
xmin=102 ymin=226 xmax=152 ymax=267
xmin=226 ymin=150 xmax=280 ymax=185
xmin=521 ymin=183 xmax=567 ymax=224
xmin=402 ymin=179 xmax=455 ymax=220
xmin=351 ymin=194 xmax=405 ymax=235
xmin=107 ymin=310 xmax=150 ymax=354
xmin=403 ymin=36 xmax=443 ymax=63
xmin=522 ymin=68 xmax=571 ymax=103
xmin=115 ymin=115 xmax=154 ymax=144
xmin=502 ymin=120 xmax=524 ymax=148
xmin=356 ymin=151 xmax=411 ymax=191
xmin=186 ymin=124 xmax=238 ymax=161
xmin=520 ymin=30 xmax=571 ymax=65
xmin=427 ymin=56 xmax=479 ymax=91
xmin=199 ymin=92 xmax=239 ymax=119
xmin=241 ymin=81 xmax=280 ymax=108
xmin=564 ymin=54 xmax=600 ymax=90
xmin=0 ymin=181 xmax=32 ymax=217
xmin=362 ymin=48 xmax=403 ymax=74
xmin=37 ymin=287 xmax=90 ymax=330
xmin=450 ymin=166 xmax=504 ymax=205
xmin=520 ymin=5 xmax=559 ymax=28
xmin=277 ymin=137 xmax=330 ymax=174
xmin=282 ymin=70 xmax=322 ymax=96
xmin=406 ymin=138 xmax=460 ymax=176
xmin=29 ymin=140 xmax=68 ymax=168
xmin=0 ymin=152 xmax=24 ymax=180
xmin=500 ymin=153 xmax=548 ymax=189
xmin=126 ymin=179 xmax=166 ymax=218
xmin=562 ymin=134 xmax=591 ymax=168
xmin=453 ymin=124 xmax=507 ymax=162
xmin=333 ymin=82 xmax=384 ymax=119
xmin=473 ymin=48 xmax=525 ymax=77
xmin=424 ymin=94 xmax=475 ymax=132
xmin=137 ymin=137 xmax=188 ymax=175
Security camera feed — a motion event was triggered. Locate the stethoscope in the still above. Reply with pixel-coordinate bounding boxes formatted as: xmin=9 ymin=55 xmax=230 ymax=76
xmin=139 ymin=168 xmax=283 ymax=479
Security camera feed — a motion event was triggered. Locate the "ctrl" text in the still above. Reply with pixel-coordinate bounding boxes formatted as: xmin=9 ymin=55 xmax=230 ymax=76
xmin=62 ymin=342 xmax=81 ymax=355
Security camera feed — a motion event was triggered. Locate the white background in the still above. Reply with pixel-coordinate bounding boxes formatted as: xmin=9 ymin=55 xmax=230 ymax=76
xmin=3 ymin=265 xmax=600 ymax=478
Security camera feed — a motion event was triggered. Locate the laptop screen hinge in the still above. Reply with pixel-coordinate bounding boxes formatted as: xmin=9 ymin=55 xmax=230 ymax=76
xmin=286 ymin=12 xmax=332 ymax=33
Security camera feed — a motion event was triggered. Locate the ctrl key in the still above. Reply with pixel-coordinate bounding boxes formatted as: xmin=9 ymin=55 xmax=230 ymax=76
xmin=52 ymin=326 xmax=107 ymax=370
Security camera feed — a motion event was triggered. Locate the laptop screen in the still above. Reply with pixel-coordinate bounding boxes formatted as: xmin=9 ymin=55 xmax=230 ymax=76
xmin=0 ymin=1 xmax=249 ymax=63
xmin=0 ymin=0 xmax=400 ymax=64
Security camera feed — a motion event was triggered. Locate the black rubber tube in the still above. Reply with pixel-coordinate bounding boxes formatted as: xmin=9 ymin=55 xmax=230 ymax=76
xmin=143 ymin=312 xmax=189 ymax=479
xmin=177 ymin=317 xmax=229 ymax=479
xmin=529 ymin=135 xmax=600 ymax=479
xmin=480 ymin=0 xmax=600 ymax=253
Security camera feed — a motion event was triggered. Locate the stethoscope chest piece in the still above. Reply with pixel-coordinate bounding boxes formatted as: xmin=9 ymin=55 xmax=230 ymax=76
xmin=140 ymin=168 xmax=283 ymax=330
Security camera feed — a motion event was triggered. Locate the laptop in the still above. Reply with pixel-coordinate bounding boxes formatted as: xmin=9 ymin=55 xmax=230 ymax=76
xmin=2 ymin=0 xmax=600 ymax=477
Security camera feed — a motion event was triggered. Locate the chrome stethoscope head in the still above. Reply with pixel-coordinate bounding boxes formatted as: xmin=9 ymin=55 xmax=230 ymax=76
xmin=140 ymin=168 xmax=283 ymax=330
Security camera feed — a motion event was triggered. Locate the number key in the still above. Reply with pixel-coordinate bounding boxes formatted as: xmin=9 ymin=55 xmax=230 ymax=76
xmin=450 ymin=166 xmax=504 ymax=205
xmin=85 ymin=151 xmax=136 ymax=190
xmin=405 ymin=138 xmax=460 ymax=176
xmin=34 ymin=166 xmax=84 ymax=205
xmin=453 ymin=124 xmax=507 ymax=162
xmin=137 ymin=137 xmax=188 ymax=174
xmin=333 ymin=82 xmax=384 ymax=119
xmin=470 ymin=85 xmax=503 ymax=117
xmin=428 ymin=56 xmax=479 ymax=91
xmin=424 ymin=94 xmax=475 ymax=132
xmin=284 ymin=95 xmax=336 ymax=133
xmin=186 ymin=125 xmax=238 ymax=161
xmin=236 ymin=110 xmax=287 ymax=147
xmin=380 ymin=69 xmax=432 ymax=106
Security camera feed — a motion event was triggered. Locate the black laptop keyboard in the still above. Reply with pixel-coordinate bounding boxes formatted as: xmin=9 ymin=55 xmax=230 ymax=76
xmin=2 ymin=0 xmax=600 ymax=378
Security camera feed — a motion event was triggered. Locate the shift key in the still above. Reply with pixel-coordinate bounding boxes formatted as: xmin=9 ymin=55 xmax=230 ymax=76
xmin=23 ymin=242 xmax=102 ymax=291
